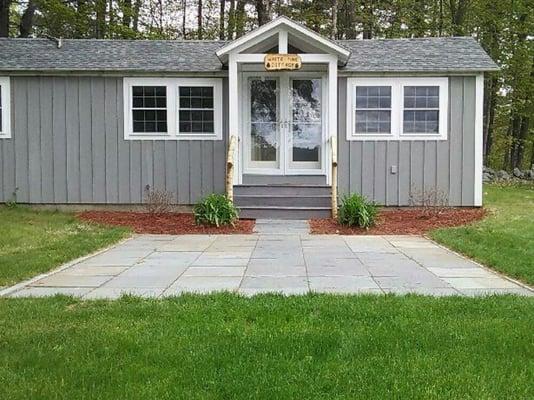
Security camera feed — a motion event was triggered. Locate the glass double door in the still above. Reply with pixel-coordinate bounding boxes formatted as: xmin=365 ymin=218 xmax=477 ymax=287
xmin=245 ymin=73 xmax=324 ymax=174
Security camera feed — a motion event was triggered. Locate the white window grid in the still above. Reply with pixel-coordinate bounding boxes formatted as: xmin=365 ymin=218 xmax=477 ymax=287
xmin=123 ymin=77 xmax=223 ymax=141
xmin=347 ymin=77 xmax=448 ymax=141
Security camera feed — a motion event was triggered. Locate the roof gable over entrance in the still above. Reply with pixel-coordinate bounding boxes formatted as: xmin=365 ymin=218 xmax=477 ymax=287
xmin=215 ymin=16 xmax=351 ymax=66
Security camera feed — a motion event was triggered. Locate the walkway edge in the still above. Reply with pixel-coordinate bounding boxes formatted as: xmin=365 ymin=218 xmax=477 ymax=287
xmin=0 ymin=235 xmax=135 ymax=298
xmin=425 ymin=236 xmax=534 ymax=293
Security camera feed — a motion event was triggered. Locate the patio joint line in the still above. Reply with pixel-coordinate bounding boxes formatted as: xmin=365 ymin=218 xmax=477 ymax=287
xmin=381 ymin=236 xmax=463 ymax=295
xmin=344 ymin=236 xmax=385 ymax=295
xmin=82 ymin=242 xmax=161 ymax=298
xmin=237 ymin=235 xmax=260 ymax=293
xmin=158 ymin=246 xmax=207 ymax=298
xmin=299 ymin=233 xmax=311 ymax=294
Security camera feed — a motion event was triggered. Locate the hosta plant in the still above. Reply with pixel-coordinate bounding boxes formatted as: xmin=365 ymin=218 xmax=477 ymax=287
xmin=338 ymin=193 xmax=378 ymax=229
xmin=193 ymin=194 xmax=239 ymax=227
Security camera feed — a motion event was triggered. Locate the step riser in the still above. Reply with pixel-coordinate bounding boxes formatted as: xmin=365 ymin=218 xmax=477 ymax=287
xmin=242 ymin=175 xmax=327 ymax=185
xmin=234 ymin=186 xmax=331 ymax=196
xmin=235 ymin=196 xmax=331 ymax=208
xmin=239 ymin=208 xmax=331 ymax=220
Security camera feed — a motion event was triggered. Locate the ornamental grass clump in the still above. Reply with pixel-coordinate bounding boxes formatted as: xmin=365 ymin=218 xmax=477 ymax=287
xmin=193 ymin=194 xmax=239 ymax=227
xmin=338 ymin=193 xmax=378 ymax=229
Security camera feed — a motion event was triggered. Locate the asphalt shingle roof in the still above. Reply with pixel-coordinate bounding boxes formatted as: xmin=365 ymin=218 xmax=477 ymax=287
xmin=0 ymin=36 xmax=498 ymax=73
xmin=0 ymin=39 xmax=226 ymax=72
xmin=338 ymin=37 xmax=498 ymax=72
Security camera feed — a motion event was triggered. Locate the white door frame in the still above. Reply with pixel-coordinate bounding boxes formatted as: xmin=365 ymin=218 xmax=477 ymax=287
xmin=241 ymin=71 xmax=327 ymax=176
xmin=229 ymin=53 xmax=338 ymax=185
xmin=286 ymin=73 xmax=327 ymax=174
xmin=242 ymin=72 xmax=282 ymax=175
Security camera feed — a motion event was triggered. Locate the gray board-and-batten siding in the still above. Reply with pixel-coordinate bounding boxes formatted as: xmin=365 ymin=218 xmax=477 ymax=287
xmin=337 ymin=76 xmax=476 ymax=207
xmin=0 ymin=75 xmax=476 ymax=206
xmin=0 ymin=76 xmax=228 ymax=205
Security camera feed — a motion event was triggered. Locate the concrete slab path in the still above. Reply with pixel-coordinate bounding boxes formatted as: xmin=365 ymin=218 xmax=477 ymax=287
xmin=3 ymin=232 xmax=532 ymax=299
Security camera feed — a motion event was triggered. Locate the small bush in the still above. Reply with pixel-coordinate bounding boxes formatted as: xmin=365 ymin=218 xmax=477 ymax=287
xmin=143 ymin=185 xmax=174 ymax=214
xmin=409 ymin=186 xmax=449 ymax=217
xmin=338 ymin=194 xmax=378 ymax=229
xmin=193 ymin=194 xmax=239 ymax=227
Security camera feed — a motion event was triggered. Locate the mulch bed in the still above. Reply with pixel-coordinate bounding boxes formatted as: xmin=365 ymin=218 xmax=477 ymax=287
xmin=78 ymin=211 xmax=255 ymax=235
xmin=310 ymin=207 xmax=487 ymax=235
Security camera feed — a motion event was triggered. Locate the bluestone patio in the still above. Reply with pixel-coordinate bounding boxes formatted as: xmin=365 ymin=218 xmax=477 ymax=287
xmin=3 ymin=220 xmax=532 ymax=299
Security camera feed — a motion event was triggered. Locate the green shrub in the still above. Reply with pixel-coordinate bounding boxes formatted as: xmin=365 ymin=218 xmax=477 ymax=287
xmin=193 ymin=194 xmax=239 ymax=227
xmin=338 ymin=193 xmax=378 ymax=229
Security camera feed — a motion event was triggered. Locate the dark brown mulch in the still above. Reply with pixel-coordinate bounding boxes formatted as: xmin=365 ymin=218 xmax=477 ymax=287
xmin=78 ymin=211 xmax=255 ymax=234
xmin=310 ymin=207 xmax=487 ymax=235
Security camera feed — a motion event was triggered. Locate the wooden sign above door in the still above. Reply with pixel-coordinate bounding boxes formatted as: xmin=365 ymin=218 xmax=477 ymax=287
xmin=264 ymin=54 xmax=302 ymax=71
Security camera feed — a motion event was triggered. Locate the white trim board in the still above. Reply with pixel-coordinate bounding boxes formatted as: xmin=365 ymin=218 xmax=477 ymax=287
xmin=474 ymin=74 xmax=484 ymax=206
xmin=346 ymin=76 xmax=449 ymax=141
xmin=241 ymin=71 xmax=328 ymax=177
xmin=216 ymin=16 xmax=350 ymax=64
xmin=123 ymin=77 xmax=223 ymax=141
xmin=0 ymin=77 xmax=11 ymax=138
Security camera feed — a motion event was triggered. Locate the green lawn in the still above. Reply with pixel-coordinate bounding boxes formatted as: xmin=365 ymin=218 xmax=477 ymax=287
xmin=0 ymin=294 xmax=533 ymax=399
xmin=0 ymin=206 xmax=129 ymax=287
xmin=1 ymin=188 xmax=533 ymax=399
xmin=431 ymin=183 xmax=534 ymax=285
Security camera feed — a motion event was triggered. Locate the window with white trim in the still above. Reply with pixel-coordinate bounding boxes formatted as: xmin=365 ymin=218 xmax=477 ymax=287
xmin=132 ymin=86 xmax=168 ymax=133
xmin=0 ymin=77 xmax=11 ymax=138
xmin=347 ymin=77 xmax=448 ymax=141
xmin=124 ymin=77 xmax=222 ymax=140
xmin=354 ymin=86 xmax=392 ymax=135
xmin=178 ymin=86 xmax=215 ymax=135
xmin=402 ymin=86 xmax=439 ymax=134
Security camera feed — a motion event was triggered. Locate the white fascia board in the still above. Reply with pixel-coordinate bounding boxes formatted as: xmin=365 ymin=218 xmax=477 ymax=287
xmin=216 ymin=16 xmax=350 ymax=63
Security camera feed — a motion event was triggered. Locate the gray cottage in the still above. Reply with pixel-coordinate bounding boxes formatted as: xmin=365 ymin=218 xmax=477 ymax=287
xmin=0 ymin=16 xmax=498 ymax=218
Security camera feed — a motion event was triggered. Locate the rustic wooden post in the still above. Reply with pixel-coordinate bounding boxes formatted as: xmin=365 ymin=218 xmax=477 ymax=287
xmin=331 ymin=135 xmax=338 ymax=219
xmin=226 ymin=135 xmax=237 ymax=201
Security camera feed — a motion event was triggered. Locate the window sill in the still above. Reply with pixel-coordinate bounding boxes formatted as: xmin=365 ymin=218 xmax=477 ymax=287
xmin=124 ymin=133 xmax=222 ymax=141
xmin=348 ymin=133 xmax=447 ymax=141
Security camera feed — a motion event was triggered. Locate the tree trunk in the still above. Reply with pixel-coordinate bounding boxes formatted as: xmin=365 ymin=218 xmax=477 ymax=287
xmin=448 ymin=0 xmax=469 ymax=36
xmin=219 ymin=0 xmax=225 ymax=40
xmin=344 ymin=0 xmax=356 ymax=39
xmin=517 ymin=117 xmax=530 ymax=168
xmin=362 ymin=0 xmax=373 ymax=39
xmin=108 ymin=0 xmax=115 ymax=38
xmin=255 ymin=0 xmax=267 ymax=26
xmin=227 ymin=0 xmax=235 ymax=39
xmin=331 ymin=0 xmax=338 ymax=39
xmin=438 ymin=0 xmax=443 ymax=36
xmin=482 ymin=76 xmax=498 ymax=164
xmin=0 ymin=0 xmax=10 ymax=37
xmin=18 ymin=0 xmax=37 ymax=38
xmin=182 ymin=0 xmax=187 ymax=38
xmin=123 ymin=0 xmax=132 ymax=27
xmin=132 ymin=0 xmax=141 ymax=31
xmin=95 ymin=0 xmax=106 ymax=38
xmin=508 ymin=114 xmax=523 ymax=169
xmin=197 ymin=0 xmax=203 ymax=40
xmin=235 ymin=0 xmax=246 ymax=38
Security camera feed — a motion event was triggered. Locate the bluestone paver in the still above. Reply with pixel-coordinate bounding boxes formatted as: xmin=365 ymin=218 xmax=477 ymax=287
xmin=31 ymin=274 xmax=113 ymax=288
xmin=3 ymin=233 xmax=532 ymax=299
xmin=163 ymin=276 xmax=242 ymax=295
xmin=246 ymin=263 xmax=307 ymax=277
xmin=309 ymin=276 xmax=380 ymax=293
xmin=84 ymin=287 xmax=165 ymax=300
xmin=182 ymin=267 xmax=246 ymax=277
xmin=9 ymin=287 xmax=93 ymax=298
